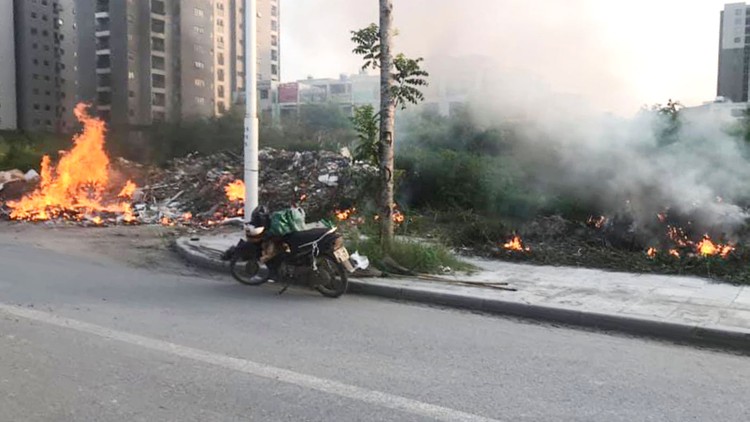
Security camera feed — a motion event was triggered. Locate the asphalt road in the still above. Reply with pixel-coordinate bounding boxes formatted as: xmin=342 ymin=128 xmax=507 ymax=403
xmin=1 ymin=238 xmax=749 ymax=421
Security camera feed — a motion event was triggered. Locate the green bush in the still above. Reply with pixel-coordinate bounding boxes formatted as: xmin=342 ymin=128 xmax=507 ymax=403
xmin=347 ymin=234 xmax=475 ymax=274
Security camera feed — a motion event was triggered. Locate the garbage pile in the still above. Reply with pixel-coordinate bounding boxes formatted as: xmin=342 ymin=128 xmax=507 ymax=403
xmin=1 ymin=148 xmax=379 ymax=226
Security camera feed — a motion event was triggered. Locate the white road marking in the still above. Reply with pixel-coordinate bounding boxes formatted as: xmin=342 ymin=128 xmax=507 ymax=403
xmin=0 ymin=303 xmax=502 ymax=422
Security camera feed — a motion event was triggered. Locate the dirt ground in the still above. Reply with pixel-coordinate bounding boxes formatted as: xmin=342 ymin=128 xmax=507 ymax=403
xmin=0 ymin=221 xmax=240 ymax=278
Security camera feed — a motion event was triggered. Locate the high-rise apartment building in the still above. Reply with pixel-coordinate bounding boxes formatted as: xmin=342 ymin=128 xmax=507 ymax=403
xmin=8 ymin=0 xmax=277 ymax=132
xmin=0 ymin=1 xmax=18 ymax=130
xmin=231 ymin=0 xmax=281 ymax=103
xmin=718 ymin=3 xmax=750 ymax=102
xmin=93 ymin=0 xmax=272 ymax=126
xmin=13 ymin=0 xmax=95 ymax=133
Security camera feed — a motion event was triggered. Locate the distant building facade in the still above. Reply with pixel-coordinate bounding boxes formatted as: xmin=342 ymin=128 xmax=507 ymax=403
xmin=13 ymin=0 xmax=95 ymax=133
xmin=0 ymin=1 xmax=17 ymax=130
xmin=718 ymin=3 xmax=750 ymax=102
xmin=7 ymin=0 xmax=279 ymax=133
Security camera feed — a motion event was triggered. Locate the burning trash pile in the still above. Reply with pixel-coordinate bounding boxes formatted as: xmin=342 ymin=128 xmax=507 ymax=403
xmin=486 ymin=209 xmax=750 ymax=283
xmin=0 ymin=103 xmax=378 ymax=227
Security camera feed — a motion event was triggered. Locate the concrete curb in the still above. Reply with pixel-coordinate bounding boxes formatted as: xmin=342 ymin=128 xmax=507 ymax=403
xmin=174 ymin=237 xmax=750 ymax=352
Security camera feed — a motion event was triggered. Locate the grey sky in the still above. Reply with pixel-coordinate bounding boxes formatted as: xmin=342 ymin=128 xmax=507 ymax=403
xmin=281 ymin=0 xmax=731 ymax=115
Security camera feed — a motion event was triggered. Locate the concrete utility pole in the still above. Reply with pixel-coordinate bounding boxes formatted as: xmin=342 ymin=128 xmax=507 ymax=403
xmin=244 ymin=0 xmax=260 ymax=219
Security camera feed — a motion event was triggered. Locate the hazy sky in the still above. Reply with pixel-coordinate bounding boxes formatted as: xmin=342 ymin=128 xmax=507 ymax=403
xmin=281 ymin=0 xmax=732 ymax=115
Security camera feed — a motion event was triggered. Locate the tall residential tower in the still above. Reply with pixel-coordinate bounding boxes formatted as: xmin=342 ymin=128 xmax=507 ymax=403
xmin=718 ymin=3 xmax=750 ymax=102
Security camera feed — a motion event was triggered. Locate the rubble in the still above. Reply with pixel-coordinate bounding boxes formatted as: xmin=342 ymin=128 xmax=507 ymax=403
xmin=1 ymin=148 xmax=378 ymax=227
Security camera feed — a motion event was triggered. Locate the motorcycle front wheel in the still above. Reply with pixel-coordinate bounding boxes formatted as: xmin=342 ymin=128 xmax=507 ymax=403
xmin=313 ymin=254 xmax=349 ymax=298
xmin=229 ymin=257 xmax=271 ymax=286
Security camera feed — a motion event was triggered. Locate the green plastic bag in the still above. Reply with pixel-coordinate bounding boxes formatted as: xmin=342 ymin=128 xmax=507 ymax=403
xmin=269 ymin=207 xmax=307 ymax=236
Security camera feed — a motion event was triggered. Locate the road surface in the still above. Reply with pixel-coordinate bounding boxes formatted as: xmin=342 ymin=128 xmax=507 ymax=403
xmin=0 ymin=234 xmax=748 ymax=421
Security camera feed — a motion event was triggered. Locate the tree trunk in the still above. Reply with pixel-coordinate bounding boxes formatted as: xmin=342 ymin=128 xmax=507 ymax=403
xmin=378 ymin=0 xmax=395 ymax=249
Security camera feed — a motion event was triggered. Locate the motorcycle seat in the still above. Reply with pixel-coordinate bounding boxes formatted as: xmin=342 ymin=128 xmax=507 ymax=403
xmin=283 ymin=228 xmax=338 ymax=250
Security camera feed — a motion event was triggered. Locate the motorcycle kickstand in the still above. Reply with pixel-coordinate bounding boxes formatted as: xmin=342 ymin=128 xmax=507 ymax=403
xmin=278 ymin=282 xmax=291 ymax=295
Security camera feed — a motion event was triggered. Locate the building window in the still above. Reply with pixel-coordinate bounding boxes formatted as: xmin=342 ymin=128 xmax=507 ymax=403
xmin=736 ymin=37 xmax=743 ymax=43
xmin=152 ymin=37 xmax=165 ymax=52
xmin=152 ymin=92 xmax=166 ymax=106
xmin=271 ymin=64 xmax=278 ymax=75
xmin=195 ymin=61 xmax=205 ymax=69
xmin=152 ymin=0 xmax=166 ymax=14
xmin=271 ymin=35 xmax=278 ymax=46
xmin=194 ymin=7 xmax=204 ymax=17
xmin=31 ymin=28 xmax=38 ymax=35
xmin=33 ymin=104 xmax=40 ymax=110
xmin=96 ymin=55 xmax=111 ymax=68
xmin=195 ymin=78 xmax=206 ymax=87
xmin=98 ymin=73 xmax=112 ymax=86
xmin=218 ymin=85 xmax=225 ymax=97
xmin=194 ymin=25 xmax=205 ymax=34
xmin=217 ymin=18 xmax=224 ymax=27
xmin=260 ymin=89 xmax=269 ymax=100
xmin=217 ymin=69 xmax=224 ymax=81
xmin=152 ymin=55 xmax=165 ymax=70
xmin=195 ymin=96 xmax=206 ymax=104
xmin=152 ymin=74 xmax=166 ymax=88
xmin=98 ymin=91 xmax=112 ymax=105
xmin=272 ymin=5 xmax=278 ymax=16
xmin=271 ymin=20 xmax=277 ymax=31
xmin=152 ymin=18 xmax=166 ymax=34
xmin=218 ymin=53 xmax=224 ymax=65
xmin=128 ymin=71 xmax=135 ymax=80
xmin=271 ymin=50 xmax=278 ymax=61
xmin=153 ymin=111 xmax=166 ymax=122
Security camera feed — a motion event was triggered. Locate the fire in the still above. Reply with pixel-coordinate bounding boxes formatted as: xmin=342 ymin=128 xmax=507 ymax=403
xmin=646 ymin=247 xmax=657 ymax=258
xmin=182 ymin=212 xmax=193 ymax=221
xmin=225 ymin=180 xmax=246 ymax=202
xmin=503 ymin=235 xmax=531 ymax=252
xmin=118 ymin=180 xmax=136 ymax=198
xmin=667 ymin=226 xmax=690 ymax=247
xmin=696 ymin=236 xmax=734 ymax=258
xmin=335 ymin=208 xmax=356 ymax=221
xmin=393 ymin=209 xmax=406 ymax=224
xmin=669 ymin=249 xmax=680 ymax=258
xmin=7 ymin=104 xmax=136 ymax=221
xmin=90 ymin=216 xmax=103 ymax=226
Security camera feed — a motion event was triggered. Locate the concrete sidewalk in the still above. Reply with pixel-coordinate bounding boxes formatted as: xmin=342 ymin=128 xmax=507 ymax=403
xmin=175 ymin=233 xmax=750 ymax=351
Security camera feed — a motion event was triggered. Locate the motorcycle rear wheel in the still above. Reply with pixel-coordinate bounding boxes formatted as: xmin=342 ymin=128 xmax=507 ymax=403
xmin=313 ymin=254 xmax=348 ymax=298
xmin=229 ymin=257 xmax=271 ymax=286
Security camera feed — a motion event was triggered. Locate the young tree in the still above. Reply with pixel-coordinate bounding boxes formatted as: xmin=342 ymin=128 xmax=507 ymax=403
xmin=351 ymin=3 xmax=428 ymax=248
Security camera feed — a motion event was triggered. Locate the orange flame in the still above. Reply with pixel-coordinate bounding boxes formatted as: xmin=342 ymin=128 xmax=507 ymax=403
xmin=504 ymin=235 xmax=531 ymax=252
xmin=7 ymin=104 xmax=135 ymax=221
xmin=118 ymin=180 xmax=137 ymax=198
xmin=182 ymin=212 xmax=193 ymax=221
xmin=696 ymin=236 xmax=734 ymax=258
xmin=335 ymin=208 xmax=356 ymax=221
xmin=669 ymin=249 xmax=680 ymax=258
xmin=646 ymin=247 xmax=657 ymax=258
xmin=393 ymin=209 xmax=406 ymax=224
xmin=225 ymin=180 xmax=246 ymax=202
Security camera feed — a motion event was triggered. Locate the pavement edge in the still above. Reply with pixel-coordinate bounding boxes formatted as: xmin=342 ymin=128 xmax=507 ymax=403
xmin=174 ymin=237 xmax=750 ymax=352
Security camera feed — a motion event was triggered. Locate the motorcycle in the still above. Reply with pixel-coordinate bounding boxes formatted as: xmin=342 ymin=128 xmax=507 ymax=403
xmin=221 ymin=206 xmax=356 ymax=298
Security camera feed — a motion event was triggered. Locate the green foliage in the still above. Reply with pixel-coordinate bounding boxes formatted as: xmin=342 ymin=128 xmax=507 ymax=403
xmin=347 ymin=234 xmax=475 ymax=274
xmin=350 ymin=24 xmax=381 ymax=70
xmin=351 ymin=105 xmax=380 ymax=165
xmin=392 ymin=54 xmax=429 ymax=109
xmin=0 ymin=131 xmax=70 ymax=171
xmin=649 ymin=99 xmax=683 ymax=146
xmin=350 ymin=24 xmax=429 ymax=110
